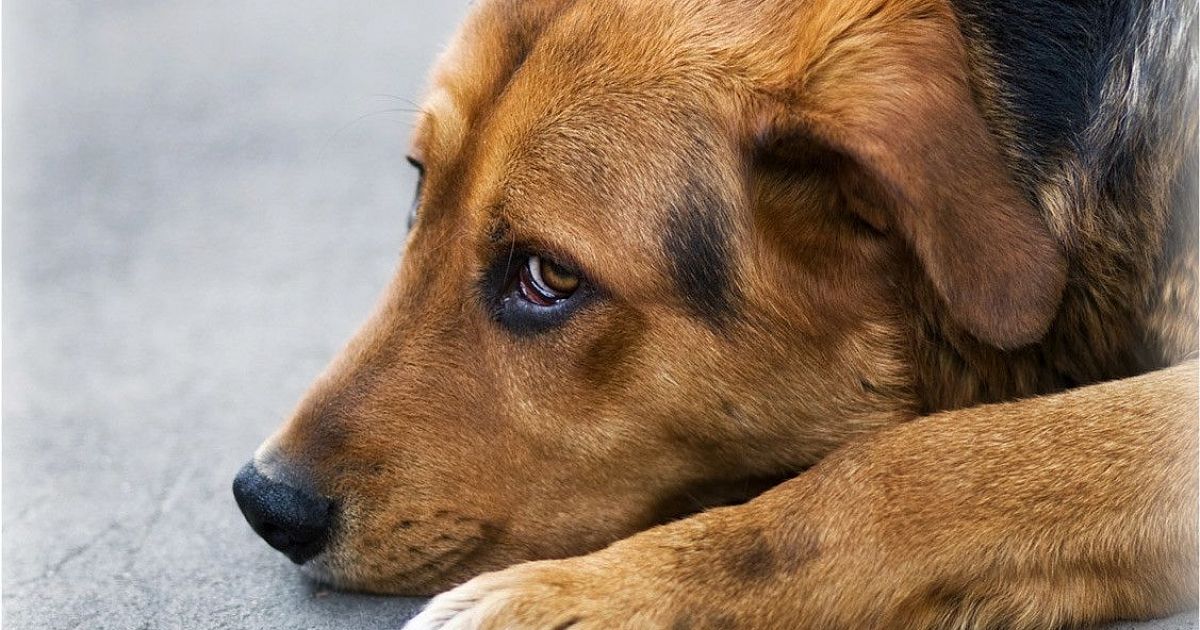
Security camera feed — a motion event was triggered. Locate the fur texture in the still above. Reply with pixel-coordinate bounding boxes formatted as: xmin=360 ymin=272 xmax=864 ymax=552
xmin=244 ymin=0 xmax=1198 ymax=627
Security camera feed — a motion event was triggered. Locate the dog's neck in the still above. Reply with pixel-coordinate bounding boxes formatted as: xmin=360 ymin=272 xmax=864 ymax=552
xmin=905 ymin=274 xmax=1140 ymax=415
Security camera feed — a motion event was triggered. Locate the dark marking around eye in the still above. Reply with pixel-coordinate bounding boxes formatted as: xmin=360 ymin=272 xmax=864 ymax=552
xmin=662 ymin=178 xmax=738 ymax=326
xmin=487 ymin=217 xmax=511 ymax=245
xmin=478 ymin=240 xmax=596 ymax=337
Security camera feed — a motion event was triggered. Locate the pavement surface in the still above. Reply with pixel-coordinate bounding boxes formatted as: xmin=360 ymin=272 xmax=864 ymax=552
xmin=2 ymin=1 xmax=1196 ymax=629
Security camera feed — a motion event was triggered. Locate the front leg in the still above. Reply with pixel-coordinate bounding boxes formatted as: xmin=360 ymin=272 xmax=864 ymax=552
xmin=407 ymin=363 xmax=1198 ymax=629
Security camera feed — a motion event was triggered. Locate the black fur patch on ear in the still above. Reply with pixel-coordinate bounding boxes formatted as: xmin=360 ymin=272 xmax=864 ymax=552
xmin=951 ymin=0 xmax=1136 ymax=184
xmin=662 ymin=178 xmax=738 ymax=326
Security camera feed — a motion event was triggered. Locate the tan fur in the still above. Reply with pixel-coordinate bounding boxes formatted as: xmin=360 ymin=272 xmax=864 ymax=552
xmin=251 ymin=0 xmax=1198 ymax=626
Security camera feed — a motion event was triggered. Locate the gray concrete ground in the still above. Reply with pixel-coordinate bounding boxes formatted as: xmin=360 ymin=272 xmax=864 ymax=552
xmin=4 ymin=1 xmax=461 ymax=627
xmin=2 ymin=1 xmax=1195 ymax=629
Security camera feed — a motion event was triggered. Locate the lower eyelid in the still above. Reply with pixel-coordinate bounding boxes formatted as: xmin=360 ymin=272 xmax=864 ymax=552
xmin=519 ymin=270 xmax=557 ymax=306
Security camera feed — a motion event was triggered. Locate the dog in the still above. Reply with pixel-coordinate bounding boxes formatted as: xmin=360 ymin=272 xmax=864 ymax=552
xmin=232 ymin=0 xmax=1199 ymax=627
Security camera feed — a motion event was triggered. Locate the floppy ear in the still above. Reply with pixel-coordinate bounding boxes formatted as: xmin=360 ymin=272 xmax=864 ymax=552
xmin=760 ymin=6 xmax=1066 ymax=350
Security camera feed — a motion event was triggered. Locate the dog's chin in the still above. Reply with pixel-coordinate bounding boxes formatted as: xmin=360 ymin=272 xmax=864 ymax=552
xmin=295 ymin=551 xmax=462 ymax=596
xmin=298 ymin=555 xmax=339 ymax=587
xmin=296 ymin=556 xmax=386 ymax=593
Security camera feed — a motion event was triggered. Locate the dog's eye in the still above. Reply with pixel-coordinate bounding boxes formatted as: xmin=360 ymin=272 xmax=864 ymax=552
xmin=406 ymin=156 xmax=425 ymax=229
xmin=484 ymin=251 xmax=593 ymax=335
xmin=519 ymin=255 xmax=580 ymax=305
xmin=406 ymin=155 xmax=425 ymax=176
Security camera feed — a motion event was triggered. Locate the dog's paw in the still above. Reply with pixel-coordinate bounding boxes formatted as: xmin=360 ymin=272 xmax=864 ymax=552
xmin=403 ymin=555 xmax=675 ymax=630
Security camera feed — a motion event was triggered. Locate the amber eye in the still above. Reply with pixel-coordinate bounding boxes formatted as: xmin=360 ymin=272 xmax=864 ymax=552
xmin=519 ymin=255 xmax=580 ymax=306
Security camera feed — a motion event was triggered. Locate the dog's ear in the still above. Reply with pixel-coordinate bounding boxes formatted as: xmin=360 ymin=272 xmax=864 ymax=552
xmin=757 ymin=6 xmax=1066 ymax=350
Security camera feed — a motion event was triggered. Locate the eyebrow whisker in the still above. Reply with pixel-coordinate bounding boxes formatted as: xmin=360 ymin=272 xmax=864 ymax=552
xmin=503 ymin=231 xmax=518 ymax=280
xmin=319 ymin=108 xmax=421 ymax=159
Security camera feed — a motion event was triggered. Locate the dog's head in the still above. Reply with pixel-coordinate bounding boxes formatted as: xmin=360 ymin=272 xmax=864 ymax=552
xmin=234 ymin=0 xmax=1064 ymax=594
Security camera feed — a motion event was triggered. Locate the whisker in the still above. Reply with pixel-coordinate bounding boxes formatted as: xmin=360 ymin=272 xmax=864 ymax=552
xmin=370 ymin=94 xmax=424 ymax=111
xmin=503 ymin=231 xmax=518 ymax=279
xmin=318 ymin=108 xmax=424 ymax=158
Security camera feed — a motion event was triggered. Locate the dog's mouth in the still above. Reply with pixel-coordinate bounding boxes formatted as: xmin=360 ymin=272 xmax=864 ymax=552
xmin=282 ymin=499 xmax=513 ymax=595
xmin=279 ymin=472 xmax=797 ymax=595
xmin=235 ymin=434 xmax=799 ymax=594
xmin=246 ymin=473 xmax=789 ymax=597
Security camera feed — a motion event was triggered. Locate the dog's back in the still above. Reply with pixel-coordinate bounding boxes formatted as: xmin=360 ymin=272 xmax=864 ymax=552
xmin=912 ymin=0 xmax=1198 ymax=411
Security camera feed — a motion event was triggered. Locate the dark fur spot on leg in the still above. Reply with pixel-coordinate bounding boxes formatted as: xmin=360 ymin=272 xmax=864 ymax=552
xmin=724 ymin=529 xmax=776 ymax=580
xmin=893 ymin=578 xmax=977 ymax=628
xmin=777 ymin=523 xmax=821 ymax=572
xmin=662 ymin=178 xmax=738 ymax=326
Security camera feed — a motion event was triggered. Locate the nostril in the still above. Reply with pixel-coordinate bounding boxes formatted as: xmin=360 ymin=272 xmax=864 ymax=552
xmin=232 ymin=461 xmax=335 ymax=565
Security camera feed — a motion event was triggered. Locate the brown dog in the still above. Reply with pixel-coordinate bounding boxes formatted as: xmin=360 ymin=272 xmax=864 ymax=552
xmin=233 ymin=0 xmax=1199 ymax=627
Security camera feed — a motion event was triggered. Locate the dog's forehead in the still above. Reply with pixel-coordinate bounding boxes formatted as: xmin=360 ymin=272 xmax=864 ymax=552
xmin=414 ymin=0 xmax=734 ymax=182
xmin=409 ymin=0 xmax=744 ymax=308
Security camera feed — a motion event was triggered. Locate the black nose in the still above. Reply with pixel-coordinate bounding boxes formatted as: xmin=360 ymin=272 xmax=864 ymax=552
xmin=232 ymin=461 xmax=335 ymax=564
